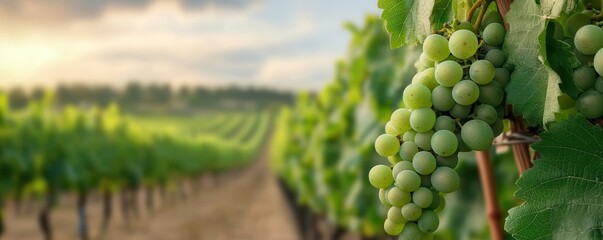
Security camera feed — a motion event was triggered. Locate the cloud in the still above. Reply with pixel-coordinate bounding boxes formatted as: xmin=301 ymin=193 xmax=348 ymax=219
xmin=257 ymin=53 xmax=337 ymax=91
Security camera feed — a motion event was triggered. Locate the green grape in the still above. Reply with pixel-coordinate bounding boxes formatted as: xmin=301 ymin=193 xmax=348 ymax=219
xmin=436 ymin=154 xmax=459 ymax=168
xmin=431 ymin=167 xmax=460 ymax=193
xmin=449 ymin=103 xmax=472 ymax=119
xmin=385 ymin=121 xmax=401 ymax=136
xmin=393 ymin=161 xmax=415 ymax=178
xmin=470 ymin=60 xmax=495 ymax=85
xmin=420 ymin=52 xmax=435 ymax=67
xmin=388 ymin=206 xmax=406 ymax=224
xmin=415 ymin=131 xmax=434 ymax=151
xmin=412 ymin=187 xmax=434 ymax=208
xmin=432 ymin=86 xmax=455 ymax=112
xmin=379 ymin=188 xmax=392 ymax=206
xmin=423 ymin=34 xmax=450 ymax=62
xmin=434 ymin=115 xmax=456 ymax=132
xmin=412 ymin=151 xmax=437 ymax=175
xmin=435 ymin=194 xmax=446 ymax=212
xmin=420 ymin=174 xmax=432 ymax=188
xmin=435 ymin=60 xmax=463 ymax=87
xmin=576 ymin=90 xmax=603 ymax=118
xmin=478 ymin=81 xmax=504 ymax=106
xmin=452 ymin=80 xmax=480 ymax=105
xmin=461 ymin=119 xmax=494 ymax=151
xmin=454 ymin=21 xmax=474 ymax=32
xmin=388 ymin=187 xmax=412 ymax=207
xmin=455 ymin=132 xmax=471 ymax=152
xmin=431 ymin=130 xmax=458 ymax=157
xmin=369 ymin=165 xmax=395 ymax=189
xmin=375 ymin=134 xmax=400 ymax=157
xmin=391 ymin=108 xmax=412 ymax=133
xmin=400 ymin=141 xmax=419 ymax=161
xmin=388 ymin=155 xmax=403 ymax=165
xmin=595 ymin=77 xmax=603 ymax=93
xmin=491 ymin=118 xmax=504 ymax=137
xmin=574 ymin=25 xmax=603 ymax=55
xmin=401 ymin=222 xmax=424 ymax=240
xmin=494 ymin=68 xmax=510 ymax=86
xmin=475 ymin=104 xmax=498 ymax=124
xmin=404 ymin=83 xmax=432 ymax=109
xmin=570 ymin=40 xmax=596 ymax=65
xmin=403 ymin=130 xmax=417 ymax=142
xmin=426 ymin=190 xmax=441 ymax=210
xmin=567 ymin=13 xmax=591 ymax=36
xmin=384 ymin=219 xmax=404 ymax=235
xmin=413 ymin=68 xmax=438 ymax=90
xmin=574 ymin=66 xmax=598 ymax=91
xmin=480 ymin=11 xmax=503 ymax=30
xmin=485 ymin=49 xmax=506 ymax=68
xmin=396 ymin=170 xmax=421 ymax=192
xmin=483 ymin=23 xmax=506 ymax=46
xmin=449 ymin=29 xmax=478 ymax=59
xmin=595 ymin=49 xmax=603 ymax=76
xmin=410 ymin=108 xmax=436 ymax=133
xmin=418 ymin=210 xmax=440 ymax=233
xmin=401 ymin=203 xmax=423 ymax=221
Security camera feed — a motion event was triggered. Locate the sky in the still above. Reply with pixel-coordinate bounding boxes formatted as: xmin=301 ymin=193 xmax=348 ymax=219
xmin=0 ymin=0 xmax=379 ymax=91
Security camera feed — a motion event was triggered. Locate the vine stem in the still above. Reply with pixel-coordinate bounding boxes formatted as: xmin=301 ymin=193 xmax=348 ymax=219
xmin=467 ymin=0 xmax=483 ymax=22
xmin=494 ymin=0 xmax=512 ymax=28
xmin=473 ymin=0 xmax=494 ymax=33
xmin=475 ymin=151 xmax=505 ymax=240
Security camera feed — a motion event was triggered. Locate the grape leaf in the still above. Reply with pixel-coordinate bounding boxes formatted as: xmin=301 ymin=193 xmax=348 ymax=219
xmin=505 ymin=116 xmax=603 ymax=240
xmin=432 ymin=0 xmax=455 ymax=30
xmin=504 ymin=0 xmax=561 ymax=126
xmin=378 ymin=0 xmax=435 ymax=48
xmin=546 ymin=21 xmax=581 ymax=99
xmin=541 ymin=0 xmax=576 ymax=18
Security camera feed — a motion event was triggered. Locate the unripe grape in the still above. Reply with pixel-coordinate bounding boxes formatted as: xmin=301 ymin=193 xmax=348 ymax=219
xmin=391 ymin=108 xmax=412 ymax=132
xmin=393 ymin=161 xmax=415 ymax=178
xmin=483 ymin=23 xmax=506 ymax=46
xmin=426 ymin=190 xmax=441 ymax=210
xmin=567 ymin=13 xmax=591 ymax=36
xmin=434 ymin=115 xmax=456 ymax=132
xmin=452 ymin=80 xmax=480 ymax=105
xmin=461 ymin=119 xmax=494 ymax=151
xmin=431 ymin=167 xmax=460 ymax=193
xmin=410 ymin=108 xmax=436 ymax=132
xmin=414 ymin=68 xmax=438 ymax=90
xmin=435 ymin=60 xmax=463 ymax=87
xmin=403 ymin=130 xmax=417 ymax=142
xmin=573 ymin=66 xmax=598 ymax=91
xmin=401 ymin=203 xmax=422 ymax=221
xmin=449 ymin=103 xmax=472 ymax=119
xmin=384 ymin=219 xmax=404 ymax=235
xmin=369 ymin=165 xmax=394 ymax=189
xmin=432 ymin=86 xmax=455 ymax=112
xmin=415 ymin=131 xmax=434 ymax=151
xmin=491 ymin=118 xmax=504 ymax=137
xmin=494 ymin=68 xmax=510 ymax=86
xmin=485 ymin=49 xmax=506 ymax=67
xmin=470 ymin=60 xmax=495 ymax=85
xmin=418 ymin=210 xmax=440 ymax=233
xmin=480 ymin=11 xmax=503 ymax=30
xmin=413 ymin=151 xmax=437 ymax=175
xmin=454 ymin=21 xmax=473 ymax=32
xmin=423 ymin=34 xmax=450 ymax=62
xmin=412 ymin=187 xmax=434 ymax=208
xmin=431 ymin=130 xmax=458 ymax=157
xmin=375 ymin=134 xmax=400 ymax=157
xmin=449 ymin=30 xmax=478 ymax=59
xmin=399 ymin=141 xmax=419 ymax=161
xmin=594 ymin=49 xmax=603 ymax=76
xmin=388 ymin=155 xmax=402 ymax=165
xmin=404 ymin=83 xmax=432 ymax=109
xmin=436 ymin=154 xmax=459 ymax=168
xmin=474 ymin=104 xmax=498 ymax=124
xmin=420 ymin=53 xmax=435 ymax=67
xmin=388 ymin=187 xmax=412 ymax=207
xmin=595 ymin=77 xmax=603 ymax=93
xmin=385 ymin=121 xmax=400 ymax=136
xmin=400 ymin=222 xmax=424 ymax=240
xmin=388 ymin=206 xmax=406 ymax=224
xmin=478 ymin=81 xmax=504 ymax=106
xmin=574 ymin=25 xmax=603 ymax=55
xmin=379 ymin=188 xmax=392 ymax=207
xmin=576 ymin=90 xmax=603 ymax=118
xmin=396 ymin=170 xmax=421 ymax=192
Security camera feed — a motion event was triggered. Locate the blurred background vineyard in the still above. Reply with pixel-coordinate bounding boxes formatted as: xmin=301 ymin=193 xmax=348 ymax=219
xmin=0 ymin=1 xmax=518 ymax=240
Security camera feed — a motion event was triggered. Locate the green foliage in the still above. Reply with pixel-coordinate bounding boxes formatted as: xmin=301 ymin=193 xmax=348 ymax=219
xmin=506 ymin=116 xmax=603 ymax=239
xmin=378 ymin=0 xmax=438 ymax=48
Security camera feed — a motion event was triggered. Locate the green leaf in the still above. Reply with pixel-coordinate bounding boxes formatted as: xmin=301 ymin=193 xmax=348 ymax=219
xmin=504 ymin=0 xmax=561 ymax=126
xmin=546 ymin=21 xmax=581 ymax=99
xmin=378 ymin=0 xmax=435 ymax=48
xmin=432 ymin=0 xmax=455 ymax=30
xmin=505 ymin=116 xmax=603 ymax=240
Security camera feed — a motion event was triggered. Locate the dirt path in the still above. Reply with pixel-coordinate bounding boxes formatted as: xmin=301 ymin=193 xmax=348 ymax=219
xmin=3 ymin=141 xmax=301 ymax=240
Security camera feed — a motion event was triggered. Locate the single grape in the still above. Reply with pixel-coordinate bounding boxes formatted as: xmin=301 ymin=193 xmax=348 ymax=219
xmin=403 ymin=130 xmax=417 ymax=142
xmin=434 ymin=115 xmax=456 ymax=132
xmin=401 ymin=203 xmax=423 ymax=221
xmin=423 ymin=34 xmax=450 ymax=62
xmin=379 ymin=188 xmax=390 ymax=206
xmin=431 ymin=130 xmax=458 ymax=157
xmin=391 ymin=108 xmax=412 ymax=133
xmin=574 ymin=25 xmax=603 ymax=55
xmin=449 ymin=30 xmax=478 ymax=59
xmin=384 ymin=219 xmax=404 ymax=235
xmin=393 ymin=161 xmax=415 ymax=178
xmin=388 ymin=206 xmax=406 ymax=224
xmin=483 ymin=23 xmax=506 ymax=46
xmin=436 ymin=154 xmax=459 ymax=168
xmin=388 ymin=187 xmax=412 ymax=207
xmin=449 ymin=103 xmax=472 ymax=119
xmin=415 ymin=131 xmax=434 ymax=151
xmin=431 ymin=167 xmax=460 ymax=193
xmin=400 ymin=222 xmax=424 ymax=240
xmin=410 ymin=108 xmax=436 ymax=132
xmin=493 ymin=68 xmax=510 ymax=86
xmin=470 ymin=60 xmax=495 ymax=85
xmin=576 ymin=90 xmax=603 ymax=118
xmin=413 ymin=151 xmax=437 ymax=175
xmin=404 ymin=83 xmax=432 ymax=109
xmin=396 ymin=170 xmax=421 ymax=192
xmin=413 ymin=68 xmax=438 ymax=90
xmin=399 ymin=141 xmax=419 ymax=161
xmin=485 ymin=49 xmax=506 ymax=68
xmin=595 ymin=77 xmax=603 ymax=93
xmin=452 ymin=80 xmax=480 ymax=105
xmin=426 ymin=190 xmax=441 ymax=210
xmin=454 ymin=21 xmax=474 ymax=32
xmin=567 ymin=13 xmax=591 ymax=36
xmin=432 ymin=86 xmax=455 ymax=112
xmin=574 ymin=66 xmax=598 ymax=91
xmin=388 ymin=155 xmax=402 ymax=165
xmin=478 ymin=81 xmax=504 ymax=106
xmin=418 ymin=210 xmax=440 ymax=233
xmin=595 ymin=48 xmax=603 ymax=76
xmin=435 ymin=60 xmax=463 ymax=87
xmin=412 ymin=187 xmax=434 ymax=208
xmin=385 ymin=121 xmax=400 ymax=136
xmin=461 ymin=119 xmax=494 ymax=151
xmin=435 ymin=194 xmax=446 ymax=212
xmin=491 ymin=118 xmax=504 ymax=137
xmin=480 ymin=11 xmax=503 ymax=30
xmin=369 ymin=165 xmax=394 ymax=189
xmin=375 ymin=134 xmax=400 ymax=157
xmin=474 ymin=104 xmax=498 ymax=124
xmin=420 ymin=53 xmax=435 ymax=67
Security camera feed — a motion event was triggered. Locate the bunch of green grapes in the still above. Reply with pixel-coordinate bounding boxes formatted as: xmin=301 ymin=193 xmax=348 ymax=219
xmin=564 ymin=6 xmax=603 ymax=119
xmin=369 ymin=21 xmax=510 ymax=239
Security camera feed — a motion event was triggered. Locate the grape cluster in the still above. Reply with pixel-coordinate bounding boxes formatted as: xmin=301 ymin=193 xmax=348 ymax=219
xmin=370 ymin=21 xmax=509 ymax=239
xmin=565 ymin=8 xmax=603 ymax=119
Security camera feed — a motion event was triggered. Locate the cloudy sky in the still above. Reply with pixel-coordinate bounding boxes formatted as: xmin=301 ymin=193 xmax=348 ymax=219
xmin=0 ymin=0 xmax=379 ymax=91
